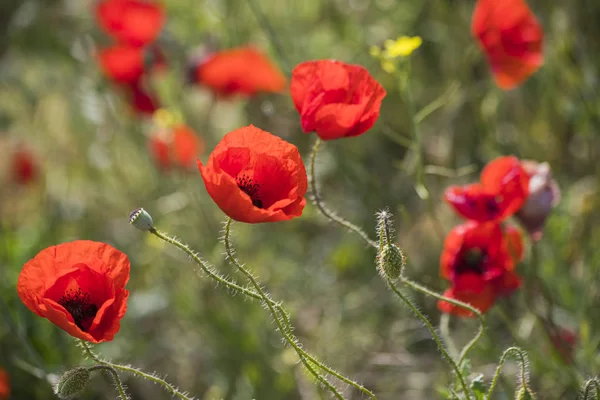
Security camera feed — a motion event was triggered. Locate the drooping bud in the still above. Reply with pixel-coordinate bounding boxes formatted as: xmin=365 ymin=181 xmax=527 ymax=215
xmin=54 ymin=367 xmax=91 ymax=399
xmin=515 ymin=385 xmax=536 ymax=400
xmin=129 ymin=207 xmax=154 ymax=231
xmin=376 ymin=209 xmax=406 ymax=279
xmin=515 ymin=161 xmax=560 ymax=241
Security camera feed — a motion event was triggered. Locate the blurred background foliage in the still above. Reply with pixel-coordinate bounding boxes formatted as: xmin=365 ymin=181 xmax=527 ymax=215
xmin=1 ymin=0 xmax=600 ymax=399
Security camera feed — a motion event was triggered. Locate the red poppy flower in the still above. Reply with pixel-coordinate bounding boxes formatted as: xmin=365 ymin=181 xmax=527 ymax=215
xmin=17 ymin=241 xmax=130 ymax=343
xmin=290 ymin=60 xmax=386 ymax=141
xmin=11 ymin=147 xmax=37 ymax=185
xmin=444 ymin=156 xmax=529 ymax=222
xmin=95 ymin=0 xmax=165 ymax=47
xmin=471 ymin=0 xmax=543 ymax=90
xmin=437 ymin=285 xmax=496 ymax=317
xmin=191 ymin=47 xmax=286 ymax=97
xmin=440 ymin=221 xmax=514 ymax=293
xmin=504 ymin=224 xmax=524 ymax=262
xmin=98 ymin=45 xmax=145 ymax=84
xmin=127 ymin=82 xmax=159 ymax=115
xmin=0 ymin=368 xmax=9 ymax=400
xmin=149 ymin=125 xmax=204 ymax=170
xmin=515 ymin=160 xmax=560 ymax=240
xmin=198 ymin=125 xmax=307 ymax=223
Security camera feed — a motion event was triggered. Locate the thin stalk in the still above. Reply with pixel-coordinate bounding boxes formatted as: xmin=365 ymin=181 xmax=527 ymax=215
xmin=485 ymin=347 xmax=529 ymax=400
xmin=386 ymin=279 xmax=471 ymax=399
xmin=87 ymin=365 xmax=130 ymax=400
xmin=400 ymin=277 xmax=485 ymax=366
xmin=223 ymin=218 xmax=372 ymax=399
xmin=583 ymin=378 xmax=600 ymax=400
xmin=309 ymin=138 xmax=378 ymax=249
xmin=80 ymin=341 xmax=192 ymax=400
xmin=440 ymin=313 xmax=459 ymax=361
xmin=245 ymin=0 xmax=290 ymax=72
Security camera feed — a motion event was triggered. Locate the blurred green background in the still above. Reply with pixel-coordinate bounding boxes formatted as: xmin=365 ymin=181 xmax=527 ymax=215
xmin=1 ymin=0 xmax=600 ymax=399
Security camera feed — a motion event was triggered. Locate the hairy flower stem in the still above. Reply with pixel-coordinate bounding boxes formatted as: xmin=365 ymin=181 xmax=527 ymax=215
xmin=150 ymin=225 xmax=371 ymax=398
xmin=79 ymin=341 xmax=192 ymax=400
xmin=485 ymin=347 xmax=530 ymax=400
xmin=223 ymin=218 xmax=375 ymax=400
xmin=309 ymin=138 xmax=378 ymax=248
xmin=386 ymin=279 xmax=471 ymax=399
xmin=583 ymin=378 xmax=600 ymax=400
xmin=309 ymin=142 xmax=485 ymax=367
xmin=88 ymin=365 xmax=129 ymax=400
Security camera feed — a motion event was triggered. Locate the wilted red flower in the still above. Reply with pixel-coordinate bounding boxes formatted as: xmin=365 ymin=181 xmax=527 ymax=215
xmin=191 ymin=47 xmax=286 ymax=97
xmin=149 ymin=125 xmax=204 ymax=170
xmin=515 ymin=160 xmax=560 ymax=240
xmin=11 ymin=147 xmax=37 ymax=185
xmin=291 ymin=60 xmax=386 ymax=140
xmin=549 ymin=327 xmax=577 ymax=364
xmin=438 ymin=221 xmax=522 ymax=317
xmin=471 ymin=0 xmax=543 ymax=90
xmin=444 ymin=156 xmax=530 ymax=222
xmin=95 ymin=0 xmax=165 ymax=47
xmin=98 ymin=45 xmax=145 ymax=84
xmin=17 ymin=241 xmax=130 ymax=343
xmin=127 ymin=82 xmax=159 ymax=115
xmin=0 ymin=368 xmax=9 ymax=400
xmin=198 ymin=125 xmax=307 ymax=223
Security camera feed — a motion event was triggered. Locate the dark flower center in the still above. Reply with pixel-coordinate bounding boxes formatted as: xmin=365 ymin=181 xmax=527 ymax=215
xmin=237 ymin=174 xmax=263 ymax=208
xmin=457 ymin=248 xmax=487 ymax=275
xmin=58 ymin=288 xmax=98 ymax=331
xmin=486 ymin=196 xmax=501 ymax=216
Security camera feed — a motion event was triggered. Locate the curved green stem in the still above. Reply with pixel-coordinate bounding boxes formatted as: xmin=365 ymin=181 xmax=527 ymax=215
xmin=79 ymin=341 xmax=192 ymax=400
xmin=88 ymin=365 xmax=130 ymax=400
xmin=150 ymin=228 xmax=263 ymax=301
xmin=223 ymin=218 xmax=373 ymax=399
xmin=150 ymin=225 xmax=369 ymax=398
xmin=583 ymin=378 xmax=600 ymax=400
xmin=400 ymin=277 xmax=485 ymax=366
xmin=485 ymin=347 xmax=529 ymax=400
xmin=440 ymin=313 xmax=459 ymax=361
xmin=309 ymin=138 xmax=378 ymax=249
xmin=386 ymin=279 xmax=471 ymax=399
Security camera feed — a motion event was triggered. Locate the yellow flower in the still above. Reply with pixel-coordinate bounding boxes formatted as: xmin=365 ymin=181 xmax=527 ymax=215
xmin=383 ymin=36 xmax=422 ymax=58
xmin=381 ymin=59 xmax=396 ymax=73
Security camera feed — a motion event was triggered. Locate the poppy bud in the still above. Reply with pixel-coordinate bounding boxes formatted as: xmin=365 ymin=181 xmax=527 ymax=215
xmin=515 ymin=386 xmax=536 ymax=400
xmin=377 ymin=243 xmax=406 ymax=280
xmin=129 ymin=207 xmax=154 ymax=231
xmin=515 ymin=161 xmax=560 ymax=241
xmin=55 ymin=367 xmax=91 ymax=399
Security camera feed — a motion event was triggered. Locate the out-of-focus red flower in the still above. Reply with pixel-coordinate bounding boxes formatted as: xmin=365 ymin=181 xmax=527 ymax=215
xmin=95 ymin=0 xmax=165 ymax=47
xmin=438 ymin=285 xmax=496 ymax=317
xmin=471 ymin=0 xmax=543 ymax=90
xmin=438 ymin=221 xmax=522 ymax=317
xmin=149 ymin=125 xmax=204 ymax=170
xmin=504 ymin=224 xmax=524 ymax=262
xmin=444 ymin=156 xmax=530 ymax=222
xmin=198 ymin=125 xmax=307 ymax=223
xmin=98 ymin=45 xmax=145 ymax=84
xmin=11 ymin=147 xmax=37 ymax=185
xmin=290 ymin=60 xmax=386 ymax=140
xmin=549 ymin=327 xmax=577 ymax=364
xmin=0 ymin=368 xmax=9 ymax=400
xmin=127 ymin=82 xmax=159 ymax=115
xmin=440 ymin=221 xmax=514 ymax=293
xmin=17 ymin=241 xmax=130 ymax=343
xmin=191 ymin=47 xmax=286 ymax=97
xmin=515 ymin=160 xmax=560 ymax=240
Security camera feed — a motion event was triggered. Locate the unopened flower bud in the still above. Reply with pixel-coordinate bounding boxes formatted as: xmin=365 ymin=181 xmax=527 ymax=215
xmin=129 ymin=207 xmax=154 ymax=231
xmin=55 ymin=367 xmax=91 ymax=399
xmin=515 ymin=386 xmax=536 ymax=400
xmin=377 ymin=243 xmax=406 ymax=279
xmin=515 ymin=161 xmax=560 ymax=241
